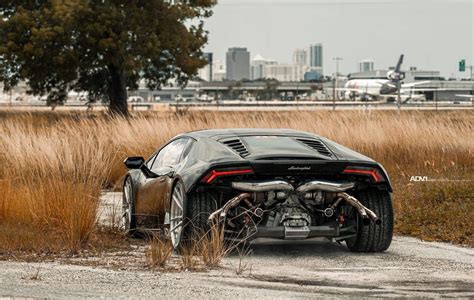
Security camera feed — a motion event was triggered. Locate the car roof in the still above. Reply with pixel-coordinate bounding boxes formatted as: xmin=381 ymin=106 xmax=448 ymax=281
xmin=182 ymin=128 xmax=319 ymax=140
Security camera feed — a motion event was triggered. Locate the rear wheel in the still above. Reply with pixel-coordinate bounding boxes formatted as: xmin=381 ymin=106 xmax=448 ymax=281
xmin=345 ymin=188 xmax=394 ymax=252
xmin=169 ymin=182 xmax=219 ymax=249
xmin=183 ymin=192 xmax=220 ymax=239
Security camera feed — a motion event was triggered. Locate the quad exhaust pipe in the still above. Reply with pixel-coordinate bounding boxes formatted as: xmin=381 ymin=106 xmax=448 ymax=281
xmin=232 ymin=180 xmax=354 ymax=193
xmin=230 ymin=179 xmax=380 ymax=225
xmin=232 ymin=180 xmax=294 ymax=192
xmin=336 ymin=192 xmax=381 ymax=225
xmin=296 ymin=180 xmax=355 ymax=193
xmin=208 ymin=193 xmax=251 ymax=224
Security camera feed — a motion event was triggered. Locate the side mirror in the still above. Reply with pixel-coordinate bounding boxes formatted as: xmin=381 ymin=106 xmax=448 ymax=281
xmin=123 ymin=156 xmax=145 ymax=169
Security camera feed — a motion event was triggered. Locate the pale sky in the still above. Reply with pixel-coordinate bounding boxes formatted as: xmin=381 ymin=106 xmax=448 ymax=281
xmin=203 ymin=0 xmax=473 ymax=77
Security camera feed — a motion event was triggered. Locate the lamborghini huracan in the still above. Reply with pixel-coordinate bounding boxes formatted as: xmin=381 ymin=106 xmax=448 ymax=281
xmin=122 ymin=129 xmax=394 ymax=252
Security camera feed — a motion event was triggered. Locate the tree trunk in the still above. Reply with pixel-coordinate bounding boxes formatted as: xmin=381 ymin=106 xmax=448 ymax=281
xmin=108 ymin=64 xmax=129 ymax=116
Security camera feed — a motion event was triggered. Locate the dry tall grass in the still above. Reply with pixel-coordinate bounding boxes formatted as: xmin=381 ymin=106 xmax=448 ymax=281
xmin=196 ymin=225 xmax=228 ymax=268
xmin=0 ymin=114 xmax=115 ymax=253
xmin=177 ymin=225 xmax=230 ymax=270
xmin=147 ymin=235 xmax=173 ymax=268
xmin=0 ymin=109 xmax=472 ymax=254
xmin=179 ymin=243 xmax=200 ymax=270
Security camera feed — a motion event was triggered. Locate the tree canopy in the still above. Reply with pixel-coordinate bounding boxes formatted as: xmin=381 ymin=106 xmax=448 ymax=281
xmin=0 ymin=0 xmax=215 ymax=114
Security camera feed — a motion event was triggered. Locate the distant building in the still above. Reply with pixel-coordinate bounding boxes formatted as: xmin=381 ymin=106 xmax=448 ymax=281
xmin=309 ymin=43 xmax=323 ymax=74
xmin=212 ymin=60 xmax=226 ymax=81
xmin=226 ymin=47 xmax=250 ymax=81
xmin=264 ymin=64 xmax=307 ymax=82
xmin=293 ymin=49 xmax=308 ymax=66
xmin=304 ymin=70 xmax=323 ymax=82
xmin=358 ymin=59 xmax=374 ymax=72
xmin=250 ymin=54 xmax=277 ymax=80
xmin=197 ymin=52 xmax=213 ymax=81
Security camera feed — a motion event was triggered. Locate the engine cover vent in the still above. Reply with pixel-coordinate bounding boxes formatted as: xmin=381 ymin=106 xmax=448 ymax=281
xmin=221 ymin=138 xmax=250 ymax=158
xmin=296 ymin=138 xmax=332 ymax=157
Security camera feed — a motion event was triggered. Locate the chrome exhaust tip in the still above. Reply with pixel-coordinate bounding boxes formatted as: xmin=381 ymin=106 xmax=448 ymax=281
xmin=336 ymin=192 xmax=381 ymax=226
xmin=232 ymin=180 xmax=294 ymax=192
xmin=296 ymin=180 xmax=355 ymax=194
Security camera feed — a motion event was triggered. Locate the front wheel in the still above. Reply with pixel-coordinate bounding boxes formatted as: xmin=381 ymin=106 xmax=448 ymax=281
xmin=122 ymin=176 xmax=137 ymax=234
xmin=345 ymin=188 xmax=394 ymax=252
xmin=169 ymin=181 xmax=186 ymax=249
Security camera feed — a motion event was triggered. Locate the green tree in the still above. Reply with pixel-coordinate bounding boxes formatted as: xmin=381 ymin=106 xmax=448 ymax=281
xmin=0 ymin=0 xmax=215 ymax=115
xmin=264 ymin=78 xmax=280 ymax=100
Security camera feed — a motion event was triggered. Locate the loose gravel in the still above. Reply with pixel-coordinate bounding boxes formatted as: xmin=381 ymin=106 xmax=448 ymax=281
xmin=0 ymin=192 xmax=472 ymax=298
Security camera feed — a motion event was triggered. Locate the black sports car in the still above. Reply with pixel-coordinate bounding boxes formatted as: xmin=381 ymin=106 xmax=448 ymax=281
xmin=123 ymin=128 xmax=394 ymax=252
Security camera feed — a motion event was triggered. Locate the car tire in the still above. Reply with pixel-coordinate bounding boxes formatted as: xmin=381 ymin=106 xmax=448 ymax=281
xmin=122 ymin=176 xmax=137 ymax=235
xmin=345 ymin=188 xmax=394 ymax=252
xmin=169 ymin=181 xmax=186 ymax=249
xmin=182 ymin=191 xmax=220 ymax=243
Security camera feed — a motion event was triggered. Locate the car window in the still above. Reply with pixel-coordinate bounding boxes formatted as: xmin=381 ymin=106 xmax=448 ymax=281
xmin=146 ymin=152 xmax=159 ymax=169
xmin=151 ymin=138 xmax=188 ymax=171
xmin=181 ymin=139 xmax=195 ymax=160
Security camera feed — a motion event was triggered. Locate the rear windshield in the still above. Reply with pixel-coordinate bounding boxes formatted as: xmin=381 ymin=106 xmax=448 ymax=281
xmin=241 ymin=136 xmax=313 ymax=154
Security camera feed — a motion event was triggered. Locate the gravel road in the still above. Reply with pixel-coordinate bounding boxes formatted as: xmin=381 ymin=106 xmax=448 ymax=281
xmin=1 ymin=193 xmax=472 ymax=298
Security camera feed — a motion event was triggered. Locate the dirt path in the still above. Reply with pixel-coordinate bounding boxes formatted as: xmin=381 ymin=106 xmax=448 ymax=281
xmin=1 ymin=192 xmax=472 ymax=298
xmin=0 ymin=236 xmax=473 ymax=298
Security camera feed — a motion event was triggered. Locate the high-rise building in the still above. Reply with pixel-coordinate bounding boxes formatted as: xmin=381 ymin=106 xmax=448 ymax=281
xmin=251 ymin=54 xmax=267 ymax=80
xmin=304 ymin=70 xmax=323 ymax=82
xmin=264 ymin=64 xmax=307 ymax=82
xmin=309 ymin=43 xmax=323 ymax=74
xmin=358 ymin=59 xmax=375 ymax=72
xmin=212 ymin=60 xmax=226 ymax=81
xmin=197 ymin=52 xmax=213 ymax=81
xmin=226 ymin=47 xmax=250 ymax=81
xmin=250 ymin=54 xmax=277 ymax=80
xmin=293 ymin=49 xmax=308 ymax=66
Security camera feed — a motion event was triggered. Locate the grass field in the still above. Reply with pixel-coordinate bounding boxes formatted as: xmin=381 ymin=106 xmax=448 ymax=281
xmin=0 ymin=109 xmax=472 ymax=254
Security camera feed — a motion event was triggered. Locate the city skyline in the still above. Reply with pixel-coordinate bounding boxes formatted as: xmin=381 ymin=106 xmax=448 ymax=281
xmin=210 ymin=45 xmax=373 ymax=80
xmin=203 ymin=0 xmax=473 ymax=78
xmin=219 ymin=44 xmax=324 ymax=82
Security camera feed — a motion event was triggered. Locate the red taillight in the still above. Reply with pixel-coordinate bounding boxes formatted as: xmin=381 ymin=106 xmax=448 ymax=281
xmin=202 ymin=168 xmax=253 ymax=184
xmin=343 ymin=167 xmax=384 ymax=183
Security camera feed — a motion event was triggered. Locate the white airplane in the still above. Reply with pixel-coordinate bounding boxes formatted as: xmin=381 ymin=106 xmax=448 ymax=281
xmin=341 ymin=79 xmax=431 ymax=102
xmin=455 ymin=94 xmax=474 ymax=99
xmin=340 ymin=55 xmax=431 ymax=102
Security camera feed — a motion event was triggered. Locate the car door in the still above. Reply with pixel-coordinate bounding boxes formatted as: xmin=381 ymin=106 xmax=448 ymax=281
xmin=135 ymin=138 xmax=189 ymax=227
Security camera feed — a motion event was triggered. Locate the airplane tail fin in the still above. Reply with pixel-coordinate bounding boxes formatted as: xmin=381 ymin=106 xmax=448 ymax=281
xmin=395 ymin=54 xmax=404 ymax=73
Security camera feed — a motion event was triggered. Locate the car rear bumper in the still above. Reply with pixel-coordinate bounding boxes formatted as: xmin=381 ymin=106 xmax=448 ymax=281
xmin=251 ymin=221 xmax=356 ymax=240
